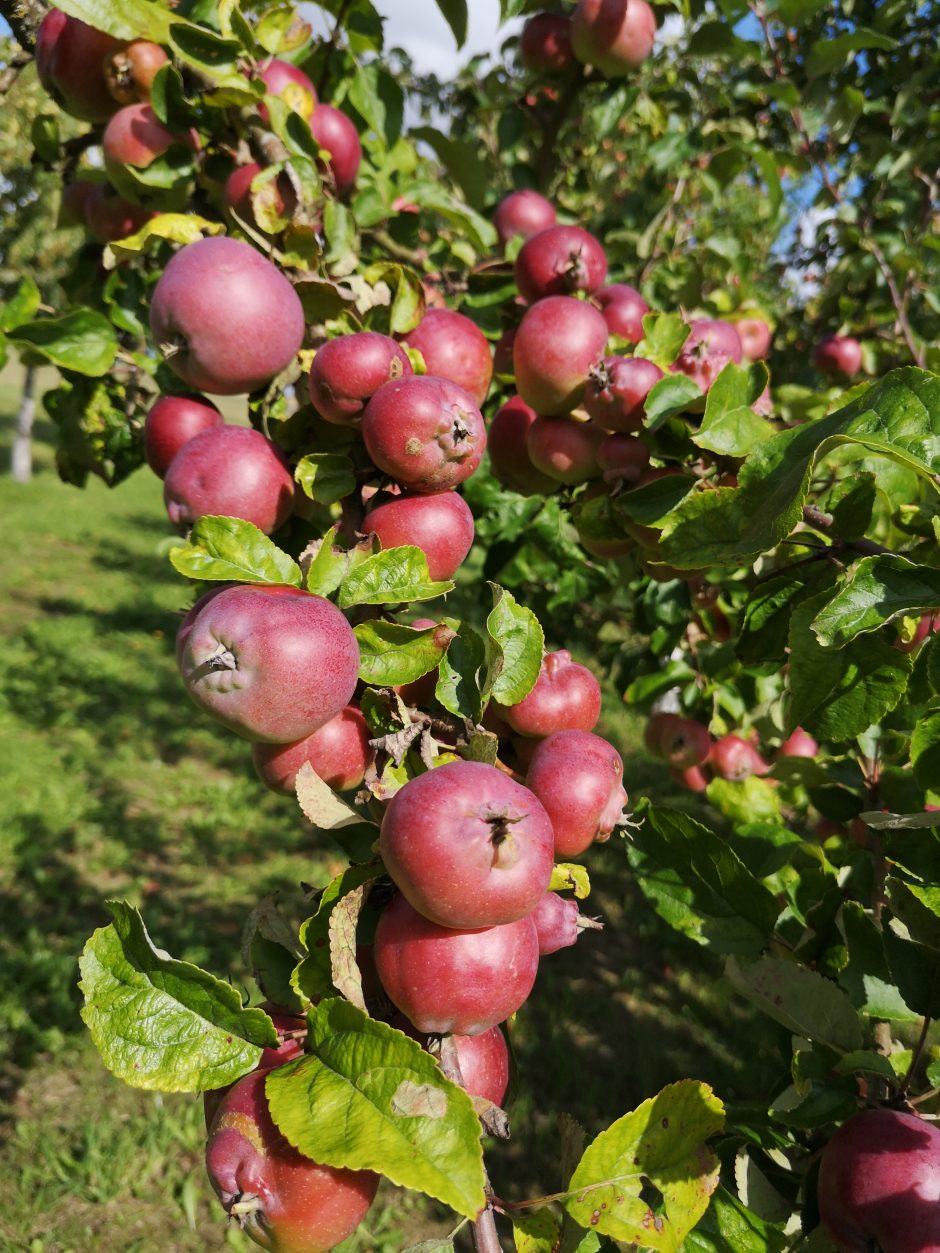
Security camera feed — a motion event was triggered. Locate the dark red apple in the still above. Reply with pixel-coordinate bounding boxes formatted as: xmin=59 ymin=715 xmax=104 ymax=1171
xmin=363 ymin=491 xmax=474 ymax=580
xmin=404 ymin=309 xmax=493 ymax=407
xmin=778 ymin=727 xmax=818 ymax=759
xmin=736 ymin=316 xmax=772 ymax=360
xmin=527 ymin=415 xmax=603 ymax=485
xmin=374 ymin=893 xmax=539 ymax=1035
xmin=361 ymin=376 xmax=486 ymax=494
xmin=453 ymin=1028 xmax=509 ymax=1107
xmin=493 ymin=190 xmax=557 ymax=246
xmin=658 ymin=716 xmax=711 ymax=769
xmin=177 ymin=584 xmax=360 ymax=743
xmin=83 ymin=185 xmax=154 ymax=243
xmin=709 ymin=733 xmax=769 ymax=781
xmin=206 ymin=1070 xmax=378 ymax=1253
xmin=526 ymin=729 xmax=627 ymax=857
xmin=310 ymin=103 xmax=362 ymax=195
xmin=584 ymin=356 xmax=663 ymax=432
xmin=596 ymin=433 xmax=651 ymax=484
xmin=497 ymin=649 xmax=602 ymax=738
xmin=671 ymin=318 xmax=744 ymax=396
xmin=35 ymin=9 xmax=121 ymax=122
xmin=309 ymin=332 xmax=412 ymax=426
xmin=520 ymin=13 xmax=574 ymax=75
xmin=814 ymin=335 xmax=862 ymax=378
xmin=252 ymin=705 xmax=373 ymax=794
xmin=593 ymin=283 xmax=649 ymax=342
xmin=60 ymin=179 xmax=97 ymax=228
xmin=163 ymin=425 xmax=295 ymax=534
xmin=259 ymin=57 xmax=317 ymax=125
xmin=673 ymin=763 xmax=709 ymax=793
xmin=488 ymin=396 xmax=557 ymax=496
xmin=379 ymin=760 xmax=554 ymax=929
xmin=150 ymin=236 xmax=306 ymax=395
xmin=224 ymin=161 xmax=297 ymax=232
xmin=144 ymin=393 xmax=223 ymax=478
xmin=514 ymin=225 xmax=608 ymax=303
xmin=571 ymin=0 xmax=658 ymax=74
xmin=104 ymin=40 xmax=169 ymax=105
xmin=514 ymin=296 xmax=609 ymax=414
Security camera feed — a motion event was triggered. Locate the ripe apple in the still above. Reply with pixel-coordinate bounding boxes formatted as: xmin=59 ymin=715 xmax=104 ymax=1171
xmin=309 ymin=332 xmax=412 ymax=426
xmin=673 ymin=764 xmax=709 ymax=793
xmin=814 ymin=334 xmax=862 ymax=378
xmin=144 ymin=393 xmax=223 ymax=478
xmin=709 ymin=733 xmax=769 ymax=781
xmin=488 ymin=396 xmax=558 ymax=496
xmin=363 ymin=491 xmax=475 ymax=581
xmin=818 ymin=1108 xmax=940 ymax=1251
xmin=593 ymin=283 xmax=649 ymax=342
xmin=513 ymin=296 xmax=609 ymax=414
xmin=102 ymin=102 xmax=193 ymax=182
xmin=493 ymin=190 xmax=557 ymax=246
xmin=453 ymin=1027 xmax=510 ymax=1107
xmin=258 ymin=57 xmax=317 ymax=124
xmin=150 ymin=236 xmax=306 ymax=395
xmin=671 ymin=318 xmax=744 ymax=396
xmin=224 ymin=161 xmax=297 ymax=232
xmin=361 ymin=376 xmax=486 ymax=494
xmin=896 ymin=613 xmax=940 ymax=653
xmin=657 ymin=716 xmax=711 ymax=769
xmin=584 ymin=356 xmax=663 ymax=433
xmin=164 ymin=425 xmax=295 ymax=534
xmin=404 ymin=309 xmax=494 ymax=407
xmin=778 ymin=727 xmax=819 ymax=759
xmin=596 ymin=433 xmax=651 ymax=484
xmin=514 ymin=225 xmax=608 ymax=303
xmin=527 ymin=415 xmax=603 ymax=485
xmin=83 ymin=185 xmax=153 ymax=243
xmin=736 ymin=316 xmax=772 ymax=360
xmin=177 ymin=584 xmax=360 ymax=743
xmin=644 ymin=711 xmax=681 ymax=756
xmin=374 ymin=893 xmax=539 ymax=1035
xmin=35 ymin=9 xmax=122 ymax=122
xmin=310 ymin=103 xmax=362 ymax=196
xmin=252 ymin=705 xmax=373 ymax=794
xmin=571 ymin=0 xmax=658 ymax=75
xmin=104 ymin=40 xmax=169 ymax=104
xmin=206 ymin=1070 xmax=378 ymax=1253
xmin=497 ymin=649 xmax=602 ymax=738
xmin=60 ymin=179 xmax=97 ymax=228
xmin=203 ymin=1004 xmax=306 ymax=1129
xmin=526 ymin=729 xmax=627 ymax=857
xmin=379 ymin=760 xmax=554 ymax=929
xmin=520 ymin=13 xmax=574 ymax=75
xmin=531 ymin=892 xmax=586 ymax=955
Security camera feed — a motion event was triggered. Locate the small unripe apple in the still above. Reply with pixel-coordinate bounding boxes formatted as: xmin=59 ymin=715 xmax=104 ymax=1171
xmin=520 ymin=13 xmax=574 ymax=76
xmin=404 ymin=309 xmax=493 ymax=407
xmin=709 ymin=733 xmax=769 ymax=781
xmin=778 ymin=727 xmax=818 ymax=759
xmin=144 ymin=393 xmax=223 ymax=478
xmin=497 ymin=649 xmax=602 ymax=738
xmin=35 ymin=9 xmax=122 ymax=122
xmin=514 ymin=296 xmax=609 ymax=414
xmin=493 ymin=190 xmax=557 ymax=246
xmin=259 ymin=57 xmax=317 ymax=125
xmin=526 ymin=729 xmax=627 ymax=857
xmin=252 ymin=705 xmax=373 ymax=794
xmin=515 ymin=225 xmax=608 ymax=304
xmin=813 ymin=334 xmax=862 ymax=378
xmin=571 ymin=0 xmax=657 ymax=75
xmin=363 ymin=491 xmax=475 ymax=581
xmin=736 ymin=316 xmax=772 ymax=360
xmin=593 ymin=283 xmax=649 ymax=342
xmin=310 ymin=103 xmax=362 ymax=196
xmin=531 ymin=892 xmax=584 ymax=955
xmin=309 ymin=332 xmax=412 ymax=426
xmin=585 ymin=356 xmax=662 ymax=433
xmin=104 ymin=40 xmax=169 ymax=104
xmin=527 ymin=415 xmax=603 ymax=485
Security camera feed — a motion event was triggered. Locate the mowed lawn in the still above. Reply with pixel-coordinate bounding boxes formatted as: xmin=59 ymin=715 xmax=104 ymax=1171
xmin=0 ymin=370 xmax=770 ymax=1252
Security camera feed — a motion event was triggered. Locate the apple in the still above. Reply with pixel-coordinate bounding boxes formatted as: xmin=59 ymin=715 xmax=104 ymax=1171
xmin=203 ymin=1004 xmax=306 ymax=1129
xmin=252 ymin=705 xmax=373 ymax=794
xmin=596 ymin=433 xmax=651 ymax=484
xmin=35 ymin=9 xmax=121 ymax=122
xmin=361 ymin=376 xmax=486 ymax=494
xmin=404 ymin=309 xmax=494 ymax=407
xmin=177 ymin=584 xmax=360 ymax=743
xmin=224 ymin=161 xmax=297 ymax=232
xmin=488 ymin=396 xmax=557 ymax=496
xmin=818 ymin=1108 xmax=940 ymax=1252
xmin=494 ymin=327 xmax=518 ymax=377
xmin=102 ymin=102 xmax=193 ymax=182
xmin=143 ymin=393 xmax=223 ymax=478
xmin=658 ymin=716 xmax=711 ymax=769
xmin=83 ymin=185 xmax=154 ymax=243
xmin=150 ymin=236 xmax=306 ymax=395
xmin=497 ymin=649 xmax=602 ymax=738
xmin=571 ymin=0 xmax=657 ymax=75
xmin=584 ymin=356 xmax=663 ymax=433
xmin=514 ymin=296 xmax=609 ymax=414
xmin=379 ymin=760 xmax=554 ymax=929
xmin=258 ymin=58 xmax=317 ymax=125
xmin=896 ymin=613 xmax=940 ymax=653
xmin=392 ymin=617 xmax=450 ymax=708
xmin=514 ymin=225 xmax=608 ymax=303
xmin=673 ymin=764 xmax=709 ymax=793
xmin=374 ymin=893 xmax=539 ymax=1035
xmin=644 ymin=711 xmax=680 ymax=756
xmin=593 ymin=283 xmax=649 ymax=342
xmin=493 ymin=190 xmax=557 ymax=246
xmin=531 ymin=892 xmax=586 ymax=955
xmin=778 ymin=727 xmax=819 ymax=759
xmin=671 ymin=319 xmax=744 ymax=396
xmin=814 ymin=334 xmax=862 ymax=378
xmin=164 ymin=425 xmax=295 ymax=534
xmin=59 ymin=179 xmax=97 ymax=228
xmin=453 ymin=1028 xmax=510 ymax=1107
xmin=363 ymin=491 xmax=475 ymax=580
xmin=520 ymin=13 xmax=574 ymax=75
xmin=709 ymin=733 xmax=769 ymax=781
xmin=309 ymin=332 xmax=412 ymax=426
xmin=104 ymin=40 xmax=169 ymax=105
xmin=527 ymin=415 xmax=603 ymax=485
xmin=206 ymin=1070 xmax=378 ymax=1253
xmin=736 ymin=316 xmax=772 ymax=360
xmin=309 ymin=103 xmax=362 ymax=195
xmin=526 ymin=729 xmax=627 ymax=857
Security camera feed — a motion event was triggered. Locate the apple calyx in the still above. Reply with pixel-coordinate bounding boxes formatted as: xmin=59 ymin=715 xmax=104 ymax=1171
xmin=483 ymin=805 xmax=525 ymax=865
xmin=158 ymin=335 xmax=185 ymax=362
xmin=228 ymin=1194 xmax=264 ymax=1222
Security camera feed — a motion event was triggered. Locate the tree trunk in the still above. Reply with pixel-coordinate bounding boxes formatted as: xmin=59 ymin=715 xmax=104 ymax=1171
xmin=10 ymin=366 xmax=37 ymax=483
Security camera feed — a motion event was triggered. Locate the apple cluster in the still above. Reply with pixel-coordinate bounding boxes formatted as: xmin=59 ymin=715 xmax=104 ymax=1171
xmin=518 ymin=1 xmax=658 ymax=80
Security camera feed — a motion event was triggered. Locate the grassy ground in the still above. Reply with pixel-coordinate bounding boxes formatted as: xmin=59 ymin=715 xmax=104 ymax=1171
xmin=0 ymin=371 xmax=772 ymax=1252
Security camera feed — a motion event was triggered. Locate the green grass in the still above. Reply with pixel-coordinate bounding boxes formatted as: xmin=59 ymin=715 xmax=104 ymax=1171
xmin=0 ymin=373 xmax=773 ymax=1252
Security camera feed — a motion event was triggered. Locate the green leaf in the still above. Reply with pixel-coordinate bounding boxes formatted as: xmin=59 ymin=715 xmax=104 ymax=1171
xmin=550 ymin=864 xmax=591 ymax=900
xmin=79 ymin=901 xmax=276 ymax=1092
xmin=615 ymin=474 xmax=697 ymax=528
xmin=806 ymin=28 xmax=897 ymax=79
xmin=644 ymin=374 xmax=703 ymax=431
xmin=826 ymin=473 xmax=876 ymax=542
xmin=725 ymin=955 xmax=863 ymax=1052
xmin=811 ymin=556 xmax=940 ymax=649
xmin=241 ymin=896 xmax=305 ymax=1015
xmin=107 ymin=213 xmax=225 ymax=263
xmin=512 ymin=1209 xmax=562 ymax=1252
xmin=8 ymin=310 xmax=117 ymax=376
xmin=294 ymin=865 xmax=384 ymax=1005
xmin=433 ymin=0 xmax=468 ymax=47
xmin=912 ymin=713 xmax=940 ymax=793
xmin=338 ymin=547 xmax=454 ymax=609
xmin=660 ymin=368 xmax=940 ymax=569
xmin=706 ymin=776 xmax=781 ymax=825
xmin=294 ymin=453 xmax=356 ymax=505
xmin=411 ymin=127 xmax=486 ymax=211
xmin=354 ymin=621 xmax=449 ymax=686
xmin=485 ymin=584 xmax=545 ymax=705
xmin=436 ymin=624 xmax=487 ymax=722
xmin=693 ymin=361 xmax=773 ymax=458
xmin=403 ymin=181 xmax=497 ymax=255
xmin=266 ymin=1000 xmax=485 ymax=1217
xmin=362 ymin=263 xmax=426 ymax=335
xmin=0 ymin=276 xmax=41 ymax=332
xmin=169 ymin=516 xmax=302 ymax=586
xmin=884 ymin=922 xmax=940 ymax=1018
xmin=564 ymin=1080 xmax=724 ymax=1251
xmin=839 ymin=901 xmax=918 ymax=1022
xmin=305 ymin=530 xmax=374 ymax=599
xmin=53 ymin=0 xmax=173 ymax=42
xmin=635 ymin=312 xmax=691 ymax=369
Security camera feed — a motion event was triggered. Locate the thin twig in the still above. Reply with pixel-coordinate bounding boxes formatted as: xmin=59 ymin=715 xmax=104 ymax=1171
xmin=899 ymin=1015 xmax=932 ymax=1098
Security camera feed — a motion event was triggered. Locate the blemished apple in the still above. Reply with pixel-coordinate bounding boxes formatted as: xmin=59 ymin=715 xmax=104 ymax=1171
xmin=817 ymin=1108 xmax=940 ymax=1252
xmin=493 ymin=189 xmax=557 ymax=246
xmin=709 ymin=733 xmax=769 ymax=781
xmin=488 ymin=396 xmax=558 ymax=496
xmin=144 ymin=393 xmax=223 ymax=478
xmin=258 ymin=57 xmax=317 ymax=124
xmin=584 ymin=356 xmax=663 ymax=433
xmin=309 ymin=332 xmax=412 ymax=426
xmin=163 ymin=425 xmax=295 ymax=535
xmin=104 ymin=39 xmax=169 ymax=105
xmin=378 ymin=760 xmax=554 ymax=929
xmin=150 ymin=236 xmax=306 ymax=395
xmin=361 ymin=376 xmax=486 ymax=494
xmin=404 ymin=309 xmax=494 ymax=407
xmin=571 ymin=0 xmax=658 ymax=75
xmin=526 ymin=729 xmax=627 ymax=857
xmin=514 ymin=295 xmax=609 ymax=414
xmin=593 ymin=283 xmax=650 ymax=342
xmin=35 ymin=9 xmax=122 ymax=122
xmin=177 ymin=584 xmax=360 ymax=744
xmin=520 ymin=13 xmax=574 ymax=75
xmin=813 ymin=334 xmax=862 ymax=378
xmin=362 ymin=491 xmax=475 ymax=581
xmin=252 ymin=705 xmax=373 ymax=794
xmin=514 ymin=225 xmax=608 ymax=304
xmin=497 ymin=649 xmax=602 ymax=738
xmin=527 ymin=415 xmax=603 ymax=485
xmin=310 ymin=103 xmax=362 ymax=195
xmin=206 ymin=1070 xmax=378 ymax=1253
xmin=374 ymin=892 xmax=539 ymax=1035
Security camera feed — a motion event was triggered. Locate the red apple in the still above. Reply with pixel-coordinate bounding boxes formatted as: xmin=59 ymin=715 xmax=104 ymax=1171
xmin=584 ymin=356 xmax=663 ymax=433
xmin=896 ymin=613 xmax=940 ymax=653
xmin=363 ymin=491 xmax=475 ymax=580
xmin=643 ymin=711 xmax=680 ymax=756
xmin=527 ymin=415 xmax=603 ymax=485
xmin=309 ymin=332 xmax=412 ymax=426
xmin=310 ymin=103 xmax=362 ymax=195
xmin=736 ymin=316 xmax=772 ymax=360
xmin=658 ymin=716 xmax=711 ymax=769
xmin=671 ymin=318 xmax=743 ymax=396
xmin=35 ymin=9 xmax=121 ymax=122
xmin=593 ymin=283 xmax=649 ymax=342
xmin=60 ymin=179 xmax=97 ymax=228
xmin=493 ymin=190 xmax=557 ymax=247
xmin=488 ymin=396 xmax=558 ymax=496
xmin=526 ymin=729 xmax=627 ymax=857
xmin=453 ymin=1028 xmax=510 ymax=1107
xmin=379 ymin=760 xmax=554 ymax=929
xmin=596 ymin=433 xmax=651 ymax=484
xmin=224 ymin=161 xmax=297 ymax=232
xmin=514 ymin=296 xmax=609 ymax=414
xmin=252 ymin=705 xmax=373 ymax=794
xmin=497 ymin=649 xmax=602 ymax=738
xmin=177 ymin=584 xmax=360 ymax=743
xmin=83 ymin=185 xmax=154 ymax=243
xmin=514 ymin=225 xmax=608 ymax=304
xmin=102 ymin=102 xmax=192 ymax=177
xmin=709 ymin=733 xmax=769 ymax=781
xmin=374 ymin=893 xmax=539 ymax=1035
xmin=814 ymin=334 xmax=862 ymax=378
xmin=104 ymin=40 xmax=169 ymax=105
xmin=259 ymin=58 xmax=317 ymax=125
xmin=494 ymin=327 xmax=517 ymax=376
xmin=163 ymin=425 xmax=295 ymax=534
xmin=144 ymin=393 xmax=223 ymax=478
xmin=778 ymin=727 xmax=819 ymax=759
xmin=571 ymin=0 xmax=657 ymax=74
xmin=531 ymin=892 xmax=584 ymax=955
xmin=150 ymin=237 xmax=306 ymax=395
xmin=520 ymin=13 xmax=574 ymax=75
xmin=404 ymin=309 xmax=493 ymax=407
xmin=673 ymin=764 xmax=709 ymax=793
